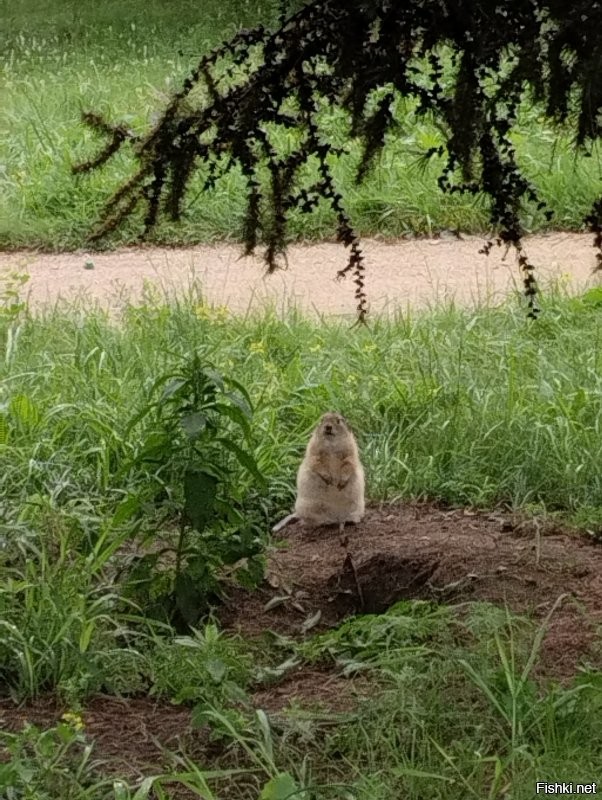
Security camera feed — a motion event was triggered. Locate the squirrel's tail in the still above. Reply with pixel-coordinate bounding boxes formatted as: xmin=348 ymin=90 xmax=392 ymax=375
xmin=271 ymin=513 xmax=298 ymax=534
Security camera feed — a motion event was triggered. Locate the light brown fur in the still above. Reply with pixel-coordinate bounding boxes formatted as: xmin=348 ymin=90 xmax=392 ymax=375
xmin=272 ymin=412 xmax=364 ymax=533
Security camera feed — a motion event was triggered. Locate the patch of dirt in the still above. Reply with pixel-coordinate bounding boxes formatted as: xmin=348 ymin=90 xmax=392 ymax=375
xmin=2 ymin=503 xmax=602 ymax=787
xmin=0 ymin=671 xmax=363 ymax=786
xmin=0 ymin=696 xmax=197 ymax=777
xmin=220 ymin=503 xmax=602 ymax=680
xmin=0 ymin=674 xmax=361 ymax=800
xmin=1 ymin=232 xmax=601 ymax=316
xmin=0 ymin=697 xmax=212 ymax=798
xmin=251 ymin=666 xmax=366 ymax=714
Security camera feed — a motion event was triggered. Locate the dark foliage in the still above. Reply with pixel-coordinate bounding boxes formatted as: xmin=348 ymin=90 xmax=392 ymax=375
xmin=75 ymin=0 xmax=602 ymax=320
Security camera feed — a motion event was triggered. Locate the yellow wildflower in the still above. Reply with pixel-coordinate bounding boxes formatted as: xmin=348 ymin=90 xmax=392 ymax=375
xmin=195 ymin=303 xmax=212 ymax=320
xmin=61 ymin=711 xmax=85 ymax=731
xmin=195 ymin=303 xmax=230 ymax=322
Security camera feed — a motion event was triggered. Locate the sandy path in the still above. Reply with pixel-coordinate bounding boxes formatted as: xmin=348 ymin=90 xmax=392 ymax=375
xmin=0 ymin=232 xmax=600 ymax=316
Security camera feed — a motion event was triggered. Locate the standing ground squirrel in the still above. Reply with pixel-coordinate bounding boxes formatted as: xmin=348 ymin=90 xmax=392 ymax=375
xmin=272 ymin=412 xmax=365 ymax=533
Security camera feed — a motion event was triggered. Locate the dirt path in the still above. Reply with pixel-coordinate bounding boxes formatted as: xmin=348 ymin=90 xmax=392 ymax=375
xmin=1 ymin=232 xmax=600 ymax=315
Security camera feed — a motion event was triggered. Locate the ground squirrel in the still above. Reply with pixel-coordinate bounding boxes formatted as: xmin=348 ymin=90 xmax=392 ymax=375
xmin=272 ymin=412 xmax=365 ymax=533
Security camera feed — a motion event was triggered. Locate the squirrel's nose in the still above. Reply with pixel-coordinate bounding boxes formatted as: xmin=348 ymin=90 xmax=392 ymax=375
xmin=325 ymin=424 xmax=332 ymax=433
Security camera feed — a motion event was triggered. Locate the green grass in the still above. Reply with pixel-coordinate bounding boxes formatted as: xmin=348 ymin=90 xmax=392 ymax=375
xmin=287 ymin=600 xmax=602 ymax=800
xmin=2 ymin=0 xmax=602 ymax=250
xmin=2 ymin=279 xmax=602 ymax=796
xmin=5 ymin=279 xmax=602 ymax=518
xmin=2 ymin=601 xmax=601 ymax=799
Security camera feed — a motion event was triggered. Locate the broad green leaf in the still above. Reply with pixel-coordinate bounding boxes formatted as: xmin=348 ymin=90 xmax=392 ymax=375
xmin=256 ymin=709 xmax=272 ymax=751
xmin=580 ymin=286 xmax=602 ymax=307
xmin=9 ymin=394 xmax=39 ymax=427
xmin=214 ymin=402 xmax=251 ymax=438
xmin=0 ymin=761 xmax=32 ymax=785
xmin=236 ymin=555 xmax=266 ymax=588
xmin=184 ymin=469 xmax=218 ymax=532
xmin=135 ymin=432 xmax=171 ymax=463
xmin=111 ymin=495 xmax=142 ymax=526
xmin=174 ymin=572 xmax=204 ymax=626
xmin=225 ymin=377 xmax=254 ymax=412
xmin=181 ymin=411 xmax=208 ymax=439
xmin=79 ymin=620 xmax=95 ymax=653
xmin=206 ymin=657 xmax=227 ymax=684
xmin=202 ymin=367 xmax=225 ymax=391
xmin=201 ymin=622 xmax=220 ymax=644
xmin=225 ymin=389 xmax=253 ymax=419
xmin=213 ymin=498 xmax=245 ymax=525
xmin=160 ymin=377 xmax=187 ymax=401
xmin=259 ymin=772 xmax=299 ymax=800
xmin=131 ymin=776 xmax=160 ymax=799
xmin=215 ymin=436 xmax=265 ymax=486
xmin=190 ymin=703 xmax=210 ymax=729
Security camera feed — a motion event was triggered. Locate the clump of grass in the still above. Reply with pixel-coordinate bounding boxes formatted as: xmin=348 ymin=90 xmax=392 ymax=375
xmin=3 ymin=601 xmax=600 ymax=799
xmin=163 ymin=601 xmax=600 ymax=800
xmin=289 ymin=602 xmax=602 ymax=800
xmin=1 ymin=720 xmax=113 ymax=800
xmin=4 ymin=281 xmax=602 ymax=526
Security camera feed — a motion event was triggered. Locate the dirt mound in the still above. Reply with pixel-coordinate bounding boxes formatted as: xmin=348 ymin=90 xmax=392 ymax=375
xmin=220 ymin=503 xmax=602 ymax=679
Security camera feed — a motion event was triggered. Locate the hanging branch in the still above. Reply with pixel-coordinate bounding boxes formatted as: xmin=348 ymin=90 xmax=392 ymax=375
xmin=74 ymin=0 xmax=602 ymax=320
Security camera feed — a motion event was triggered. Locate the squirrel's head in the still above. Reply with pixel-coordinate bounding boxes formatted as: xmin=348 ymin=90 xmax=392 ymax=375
xmin=317 ymin=412 xmax=349 ymax=440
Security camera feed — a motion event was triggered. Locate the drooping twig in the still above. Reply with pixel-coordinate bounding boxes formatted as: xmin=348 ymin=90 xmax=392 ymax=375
xmin=73 ymin=0 xmax=602 ymax=319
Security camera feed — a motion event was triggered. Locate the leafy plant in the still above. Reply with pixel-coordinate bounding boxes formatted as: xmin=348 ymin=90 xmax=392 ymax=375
xmin=148 ymin=622 xmax=253 ymax=706
xmin=300 ymin=600 xmax=450 ymax=675
xmin=119 ymin=352 xmax=266 ymax=630
xmin=0 ymin=271 xmax=30 ymax=325
xmin=0 ymin=721 xmax=110 ymax=800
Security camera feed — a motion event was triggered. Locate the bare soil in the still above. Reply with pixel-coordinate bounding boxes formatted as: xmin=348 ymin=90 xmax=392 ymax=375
xmin=1 ymin=232 xmax=601 ymax=316
xmin=2 ymin=503 xmax=602 ymax=785
xmin=220 ymin=503 xmax=602 ymax=680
